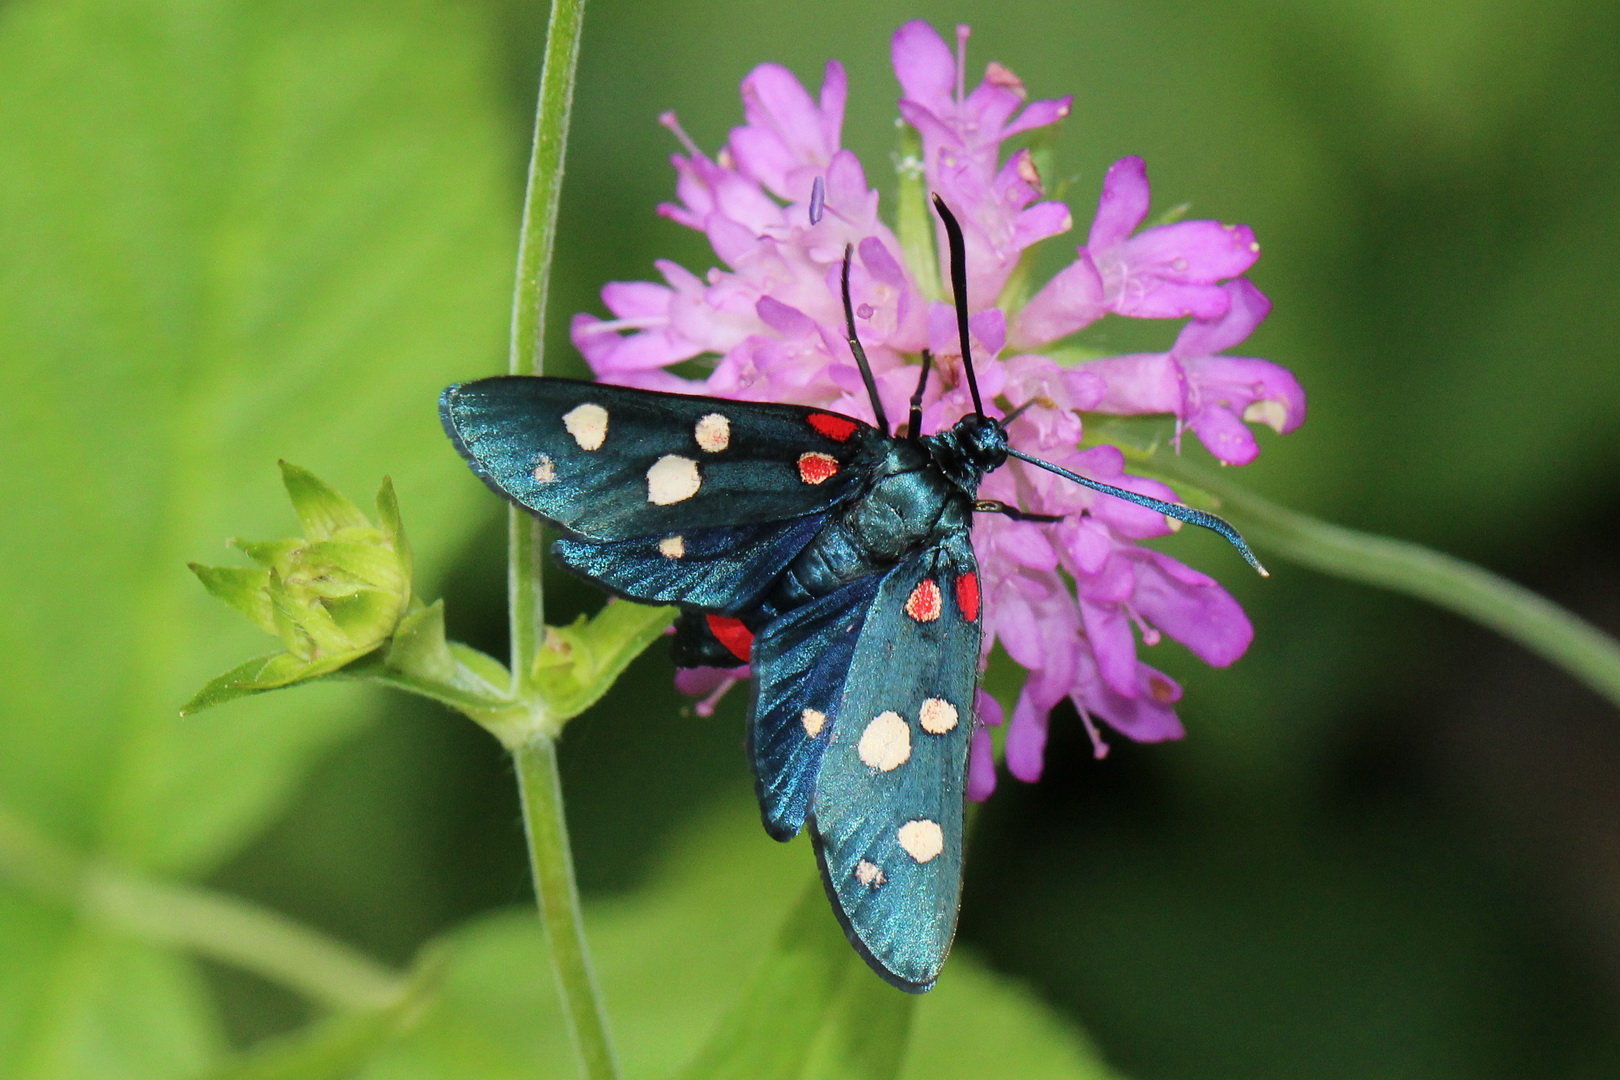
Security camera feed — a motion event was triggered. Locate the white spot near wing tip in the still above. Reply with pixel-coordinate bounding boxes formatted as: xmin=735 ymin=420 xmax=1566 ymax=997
xmin=857 ymin=711 xmax=911 ymax=771
xmin=898 ymin=819 xmax=944 ymax=863
xmin=646 ymin=454 xmax=701 ymax=504
xmin=658 ymin=535 xmax=685 ymax=559
xmin=919 ymin=697 xmax=958 ymax=734
xmin=562 ymin=403 xmax=608 ymax=450
xmin=694 ymin=412 xmax=730 ymax=453
xmin=532 ymin=454 xmax=557 ymax=483
xmin=855 ymin=859 xmax=885 ymax=887
xmin=800 ymin=707 xmax=826 ymax=738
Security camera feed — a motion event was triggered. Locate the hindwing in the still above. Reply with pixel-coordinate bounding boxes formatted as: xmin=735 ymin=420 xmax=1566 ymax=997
xmin=808 ymin=533 xmax=980 ymax=993
xmin=440 ymin=377 xmax=873 ymax=541
xmin=745 ymin=533 xmax=981 ymax=992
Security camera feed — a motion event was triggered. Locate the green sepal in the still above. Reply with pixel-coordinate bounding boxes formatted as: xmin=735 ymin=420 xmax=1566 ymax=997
xmin=532 ymin=600 xmax=677 ymax=723
xmin=279 ymin=459 xmax=370 ymax=540
xmin=179 ymin=648 xmax=375 ymax=716
xmin=894 ymin=121 xmax=943 ymax=304
xmin=232 ymin=537 xmax=305 ymax=569
xmin=189 ymin=564 xmax=276 ymax=635
xmin=375 ymin=476 xmax=413 ymax=603
xmin=386 ymin=600 xmax=456 ymax=683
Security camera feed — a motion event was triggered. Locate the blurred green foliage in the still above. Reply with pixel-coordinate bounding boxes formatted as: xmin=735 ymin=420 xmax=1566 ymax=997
xmin=2 ymin=0 xmax=1619 ymax=1077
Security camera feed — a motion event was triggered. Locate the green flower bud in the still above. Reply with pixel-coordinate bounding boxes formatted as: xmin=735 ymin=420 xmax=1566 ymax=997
xmin=183 ymin=463 xmax=415 ymax=714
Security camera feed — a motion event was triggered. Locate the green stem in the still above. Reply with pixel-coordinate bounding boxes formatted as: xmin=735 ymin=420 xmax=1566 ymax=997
xmin=514 ymin=736 xmax=618 ymax=1080
xmin=502 ymin=3 xmax=618 ymax=1078
xmin=0 ymin=805 xmax=403 ymax=1011
xmin=1154 ymin=455 xmax=1620 ymax=710
xmin=508 ymin=0 xmax=585 ymax=695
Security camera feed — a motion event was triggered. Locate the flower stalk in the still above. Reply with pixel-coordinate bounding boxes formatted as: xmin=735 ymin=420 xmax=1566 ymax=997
xmin=1143 ymin=451 xmax=1620 ymax=710
xmin=503 ymin=2 xmax=621 ymax=1079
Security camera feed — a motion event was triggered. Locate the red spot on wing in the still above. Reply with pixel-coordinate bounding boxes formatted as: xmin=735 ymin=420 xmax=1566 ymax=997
xmin=706 ymin=614 xmax=754 ymax=663
xmin=807 ymin=412 xmax=859 ymax=442
xmin=955 ymin=572 xmax=980 ymax=621
xmin=904 ymin=579 xmax=942 ymax=622
xmin=797 ymin=452 xmax=839 ymax=485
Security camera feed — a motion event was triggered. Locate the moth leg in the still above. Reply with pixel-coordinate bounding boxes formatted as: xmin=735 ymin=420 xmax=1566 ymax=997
xmin=973 ymin=499 xmax=1064 ymax=523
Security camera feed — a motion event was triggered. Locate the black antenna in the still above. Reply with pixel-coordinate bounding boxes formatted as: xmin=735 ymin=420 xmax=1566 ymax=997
xmin=906 ymin=349 xmax=934 ymax=441
xmin=841 ymin=244 xmax=890 ymax=434
xmin=1005 ymin=448 xmax=1269 ymax=576
xmin=931 ymin=194 xmax=986 ymax=418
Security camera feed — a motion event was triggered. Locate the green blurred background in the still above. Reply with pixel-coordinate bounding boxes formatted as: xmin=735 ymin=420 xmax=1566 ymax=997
xmin=3 ymin=0 xmax=1619 ymax=1076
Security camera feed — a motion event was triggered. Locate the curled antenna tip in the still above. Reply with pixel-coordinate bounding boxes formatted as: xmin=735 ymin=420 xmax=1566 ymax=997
xmin=809 ymin=176 xmax=825 ymax=225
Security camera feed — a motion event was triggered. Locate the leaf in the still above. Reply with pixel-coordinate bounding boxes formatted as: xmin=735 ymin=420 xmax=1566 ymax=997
xmin=533 ymin=601 xmax=679 ymax=723
xmin=676 ymin=882 xmax=879 ymax=1080
xmin=330 ymin=797 xmax=1121 ymax=1080
xmin=0 ymin=0 xmax=512 ymax=1069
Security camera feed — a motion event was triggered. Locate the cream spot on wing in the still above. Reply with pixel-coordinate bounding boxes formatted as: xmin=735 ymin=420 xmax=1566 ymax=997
xmin=898 ymin=819 xmax=944 ymax=863
xmin=919 ymin=697 xmax=958 ymax=734
xmin=855 ymin=860 xmax=885 ymax=887
xmin=658 ymin=535 xmax=685 ymax=559
xmin=646 ymin=455 xmax=701 ymax=504
xmin=800 ymin=707 xmax=826 ymax=738
xmin=532 ymin=454 xmax=557 ymax=483
xmin=694 ymin=413 xmax=730 ymax=453
xmin=562 ymin=403 xmax=608 ymax=450
xmin=857 ymin=711 xmax=911 ymax=771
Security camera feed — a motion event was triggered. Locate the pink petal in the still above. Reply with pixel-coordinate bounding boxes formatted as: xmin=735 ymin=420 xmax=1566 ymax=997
xmin=1010 ymin=253 xmax=1105 ymax=347
xmin=1001 ymin=95 xmax=1073 ymax=138
xmin=1013 ymin=201 xmax=1074 ymax=251
xmin=1189 ymin=404 xmax=1261 ymax=465
xmin=1080 ymin=660 xmax=1185 ymax=742
xmin=1175 ymin=278 xmax=1271 ymax=357
xmin=977 ymin=687 xmax=1005 ymax=727
xmin=1132 ymin=552 xmax=1253 ymax=667
xmin=816 ymin=59 xmax=848 ymax=152
xmin=600 ymin=280 xmax=671 ymax=319
xmin=1121 ymin=220 xmax=1259 ymax=286
xmin=892 ymin=20 xmax=956 ymax=112
xmin=858 ymin=236 xmax=906 ymax=286
xmin=1088 ymin=156 xmax=1150 ymax=250
xmin=967 ymin=725 xmax=998 ymax=802
xmin=1082 ymin=352 xmax=1186 ymax=416
xmin=1081 ymin=598 xmax=1139 ymax=698
xmin=1005 ymin=688 xmax=1050 ymax=782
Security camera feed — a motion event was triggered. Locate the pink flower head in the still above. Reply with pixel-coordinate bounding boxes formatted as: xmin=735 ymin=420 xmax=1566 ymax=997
xmin=573 ymin=21 xmax=1306 ymax=798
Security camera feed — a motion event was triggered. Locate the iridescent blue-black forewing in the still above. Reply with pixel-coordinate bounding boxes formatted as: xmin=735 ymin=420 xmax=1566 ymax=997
xmin=440 ymin=376 xmax=871 ymax=541
xmin=747 ymin=573 xmax=886 ymax=840
xmin=553 ymin=515 xmax=827 ymax=614
xmin=809 ymin=533 xmax=981 ymax=992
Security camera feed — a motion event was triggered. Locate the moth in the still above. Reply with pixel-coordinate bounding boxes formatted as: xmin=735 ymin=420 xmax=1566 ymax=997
xmin=440 ymin=196 xmax=1262 ymax=991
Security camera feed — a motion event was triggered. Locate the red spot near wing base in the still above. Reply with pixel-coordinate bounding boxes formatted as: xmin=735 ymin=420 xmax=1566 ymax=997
xmin=955 ymin=572 xmax=980 ymax=621
xmin=797 ymin=452 xmax=839 ymax=485
xmin=706 ymin=614 xmax=754 ymax=663
xmin=904 ymin=579 xmax=942 ymax=622
xmin=808 ymin=413 xmax=858 ymax=442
